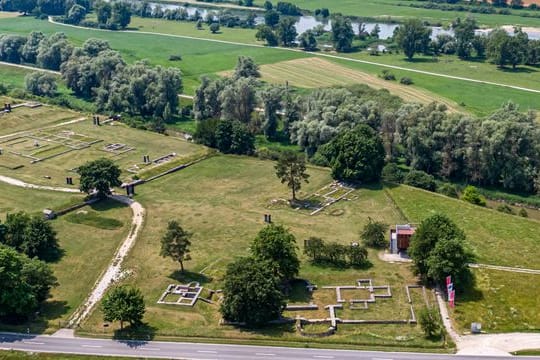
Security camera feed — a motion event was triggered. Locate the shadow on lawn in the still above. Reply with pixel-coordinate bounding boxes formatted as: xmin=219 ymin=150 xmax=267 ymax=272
xmin=113 ymin=322 xmax=158 ymax=345
xmin=89 ymin=199 xmax=128 ymax=212
xmin=0 ymin=300 xmax=69 ymax=334
xmin=168 ymin=270 xmax=212 ymax=284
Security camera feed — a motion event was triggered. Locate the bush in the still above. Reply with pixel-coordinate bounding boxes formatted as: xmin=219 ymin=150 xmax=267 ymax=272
xmin=437 ymin=183 xmax=458 ymax=198
xmin=304 ymin=237 xmax=370 ymax=268
xmin=0 ymin=83 xmax=8 ymax=95
xmin=25 ymin=72 xmax=57 ymax=97
xmin=518 ymin=208 xmax=528 ymax=217
xmin=461 ymin=185 xmax=486 ymax=207
xmin=381 ymin=163 xmax=404 ymax=183
xmin=496 ymin=203 xmax=515 ymax=215
xmin=380 ymin=69 xmax=396 ymax=81
xmin=256 ymin=147 xmax=280 ymax=161
xmin=361 ymin=217 xmax=388 ymax=248
xmin=404 ymin=170 xmax=436 ymax=191
xmin=168 ymin=54 xmax=182 ymax=61
xmin=419 ymin=307 xmax=443 ymax=339
xmin=400 ymin=76 xmax=414 ymax=85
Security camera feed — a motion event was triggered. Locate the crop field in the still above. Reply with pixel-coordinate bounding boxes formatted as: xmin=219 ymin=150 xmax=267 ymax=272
xmin=0 ymin=182 xmax=131 ymax=334
xmin=253 ymin=0 xmax=540 ymax=27
xmin=0 ymin=105 xmax=209 ymax=186
xmin=256 ymin=58 xmax=462 ymax=111
xmin=78 ymin=155 xmax=451 ymax=350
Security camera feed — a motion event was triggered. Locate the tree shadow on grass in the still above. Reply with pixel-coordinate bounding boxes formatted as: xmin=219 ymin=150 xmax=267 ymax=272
xmin=404 ymin=57 xmax=439 ymax=63
xmin=113 ymin=322 xmax=158 ymax=346
xmin=236 ymin=322 xmax=296 ymax=338
xmin=168 ymin=270 xmax=212 ymax=285
xmin=286 ymin=279 xmax=314 ymax=303
xmin=89 ymin=199 xmax=128 ymax=212
xmin=0 ymin=300 xmax=68 ymax=334
xmin=498 ymin=66 xmax=538 ymax=74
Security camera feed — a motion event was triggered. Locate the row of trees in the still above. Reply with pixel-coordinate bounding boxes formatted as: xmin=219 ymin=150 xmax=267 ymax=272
xmin=304 ymin=237 xmax=369 ymax=268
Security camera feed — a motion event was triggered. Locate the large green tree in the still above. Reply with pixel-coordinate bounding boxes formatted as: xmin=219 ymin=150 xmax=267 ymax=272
xmin=331 ymin=16 xmax=354 ymax=52
xmin=251 ymin=224 xmax=300 ymax=282
xmin=274 ymin=150 xmax=309 ymax=201
xmin=276 ymin=17 xmax=297 ymax=47
xmin=101 ymin=286 xmax=145 ymax=330
xmin=220 ymin=256 xmax=284 ymax=327
xmin=233 ymin=56 xmax=260 ymax=79
xmin=160 ymin=220 xmax=192 ymax=273
xmin=361 ymin=217 xmax=388 ymax=248
xmin=394 ymin=18 xmax=431 ymax=60
xmin=318 ymin=124 xmax=385 ymax=183
xmin=78 ymin=158 xmax=122 ymax=197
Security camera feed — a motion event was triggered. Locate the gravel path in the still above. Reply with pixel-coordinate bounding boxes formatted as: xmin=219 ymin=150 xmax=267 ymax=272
xmin=0 ymin=175 xmax=81 ymax=193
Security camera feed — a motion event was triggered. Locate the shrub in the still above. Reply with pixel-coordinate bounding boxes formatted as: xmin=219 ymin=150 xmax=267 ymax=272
xmin=404 ymin=170 xmax=436 ymax=191
xmin=437 ymin=183 xmax=458 ymax=198
xmin=461 ymin=185 xmax=486 ymax=207
xmin=419 ymin=307 xmax=443 ymax=339
xmin=496 ymin=203 xmax=515 ymax=215
xmin=518 ymin=208 xmax=528 ymax=217
xmin=0 ymin=83 xmax=8 ymax=95
xmin=400 ymin=76 xmax=414 ymax=85
xmin=361 ymin=217 xmax=388 ymax=248
xmin=169 ymin=54 xmax=182 ymax=61
xmin=380 ymin=69 xmax=396 ymax=81
xmin=381 ymin=163 xmax=404 ymax=183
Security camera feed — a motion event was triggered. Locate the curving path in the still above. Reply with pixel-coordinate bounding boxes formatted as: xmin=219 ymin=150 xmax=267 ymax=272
xmin=0 ymin=174 xmax=145 ymax=329
xmin=47 ymin=17 xmax=540 ymax=95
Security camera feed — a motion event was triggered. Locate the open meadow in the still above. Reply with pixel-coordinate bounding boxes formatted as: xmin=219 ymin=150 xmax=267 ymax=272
xmin=0 ymin=101 xmax=209 ymax=186
xmin=0 ymin=182 xmax=131 ymax=334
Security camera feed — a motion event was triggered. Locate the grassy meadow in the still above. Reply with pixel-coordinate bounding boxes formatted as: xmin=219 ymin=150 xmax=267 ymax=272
xmin=0 ymin=183 xmax=131 ymax=334
xmin=79 ymin=155 xmax=448 ymax=350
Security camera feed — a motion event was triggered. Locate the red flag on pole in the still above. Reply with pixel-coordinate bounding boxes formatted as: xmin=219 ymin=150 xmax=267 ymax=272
xmin=449 ymin=290 xmax=455 ymax=308
xmin=446 ymin=276 xmax=452 ymax=287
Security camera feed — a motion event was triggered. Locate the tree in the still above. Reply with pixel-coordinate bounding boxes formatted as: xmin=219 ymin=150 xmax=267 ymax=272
xmin=404 ymin=170 xmax=436 ymax=191
xmin=66 ymin=4 xmax=86 ymax=24
xmin=209 ymin=22 xmax=220 ymax=34
xmin=0 ymin=245 xmax=57 ymax=318
xmin=259 ymin=85 xmax=283 ymax=139
xmin=101 ymin=286 xmax=145 ymax=330
xmin=160 ymin=220 xmax=192 ymax=272
xmin=303 ymin=237 xmax=325 ymax=263
xmin=298 ymin=30 xmax=317 ymax=51
xmin=394 ymin=18 xmax=432 ymax=60
xmin=418 ymin=307 xmax=443 ymax=339
xmin=408 ymin=214 xmax=467 ymax=283
xmin=11 ymin=0 xmax=37 ymax=14
xmin=22 ymin=216 xmax=60 ymax=261
xmin=264 ymin=9 xmax=279 ymax=27
xmin=276 ymin=17 xmax=297 ymax=47
xmin=24 ymin=72 xmax=57 ymax=97
xmin=331 ymin=16 xmax=354 ymax=52
xmin=220 ymin=256 xmax=284 ymax=327
xmin=263 ymin=0 xmax=273 ymax=10
xmin=95 ymin=1 xmax=112 ymax=25
xmin=233 ymin=56 xmax=260 ymax=79
xmin=427 ymin=237 xmax=473 ymax=287
xmin=318 ymin=124 xmax=385 ymax=183
xmin=0 ymin=35 xmax=26 ymax=64
xmin=487 ymin=28 xmax=511 ymax=68
xmin=255 ymin=24 xmax=278 ymax=46
xmin=361 ymin=217 xmax=388 ymax=248
xmin=220 ymin=77 xmax=257 ymax=124
xmin=461 ymin=185 xmax=486 ymax=206
xmin=82 ymin=38 xmax=111 ymax=57
xmin=274 ymin=150 xmax=309 ymax=201
xmin=251 ymin=224 xmax=299 ymax=282
xmin=37 ymin=33 xmax=73 ymax=71
xmin=21 ymin=31 xmax=44 ymax=64
xmin=111 ymin=1 xmax=131 ymax=29
xmin=78 ymin=158 xmax=122 ymax=197
xmin=381 ymin=163 xmax=404 ymax=183
xmin=452 ymin=17 xmax=477 ymax=59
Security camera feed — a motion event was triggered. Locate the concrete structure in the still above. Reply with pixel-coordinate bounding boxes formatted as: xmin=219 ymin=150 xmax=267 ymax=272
xmin=389 ymin=224 xmax=416 ymax=254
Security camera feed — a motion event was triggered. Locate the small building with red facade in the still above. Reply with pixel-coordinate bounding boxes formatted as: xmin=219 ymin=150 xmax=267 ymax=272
xmin=389 ymin=224 xmax=416 ymax=254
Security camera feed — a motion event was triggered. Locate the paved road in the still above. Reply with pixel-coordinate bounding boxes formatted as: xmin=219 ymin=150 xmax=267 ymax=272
xmin=1 ymin=333 xmax=536 ymax=360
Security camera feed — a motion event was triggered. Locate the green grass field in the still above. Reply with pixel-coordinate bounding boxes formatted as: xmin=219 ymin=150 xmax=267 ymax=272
xmin=254 ymin=0 xmax=540 ymax=27
xmin=0 ymin=350 xmax=156 ymax=359
xmin=0 ymin=182 xmax=131 ymax=334
xmin=0 ymin=106 xmax=209 ymax=186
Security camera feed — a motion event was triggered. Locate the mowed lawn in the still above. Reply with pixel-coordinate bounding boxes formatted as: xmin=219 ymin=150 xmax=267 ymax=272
xmin=387 ymin=185 xmax=540 ymax=269
xmin=0 ymin=183 xmax=131 ymax=334
xmin=0 ymin=17 xmax=306 ymax=93
xmin=80 ymin=155 xmax=448 ymax=349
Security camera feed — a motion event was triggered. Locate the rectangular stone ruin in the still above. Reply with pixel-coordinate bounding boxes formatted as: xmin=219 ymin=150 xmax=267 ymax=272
xmin=157 ymin=282 xmax=203 ymax=307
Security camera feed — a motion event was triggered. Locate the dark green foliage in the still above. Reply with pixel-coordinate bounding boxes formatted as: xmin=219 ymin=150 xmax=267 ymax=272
xmin=304 ymin=237 xmax=369 ymax=268
xmin=318 ymin=124 xmax=385 ymax=183
xmin=112 ymin=1 xmax=132 ymax=29
xmin=2 ymin=212 xmax=60 ymax=262
xmin=394 ymin=18 xmax=432 ymax=59
xmin=37 ymin=32 xmax=73 ymax=71
xmin=0 ymin=245 xmax=57 ymax=318
xmin=381 ymin=163 xmax=404 ymax=183
xmin=496 ymin=203 xmax=515 ymax=214
xmin=101 ymin=286 xmax=145 ymax=329
xmin=274 ymin=150 xmax=309 ymax=201
xmin=276 ymin=17 xmax=297 ymax=47
xmin=419 ymin=307 xmax=443 ymax=339
xmin=461 ymin=185 xmax=486 ymax=206
xmin=160 ymin=220 xmax=192 ymax=272
xmin=66 ymin=4 xmax=86 ymax=24
xmin=24 ymin=72 xmax=57 ymax=97
xmin=518 ymin=208 xmax=528 ymax=217
xmin=404 ymin=170 xmax=437 ymax=191
xmin=361 ymin=217 xmax=388 ymax=248
xmin=220 ymin=256 xmax=285 ymax=327
xmin=209 ymin=22 xmax=220 ymax=34
xmin=380 ymin=70 xmax=396 ymax=81
xmin=409 ymin=214 xmax=473 ymax=289
xmin=487 ymin=27 xmax=529 ymax=69
xmin=298 ymin=30 xmax=317 ymax=51
xmin=215 ymin=120 xmax=255 ymax=155
xmin=251 ymin=224 xmax=299 ymax=282
xmin=0 ymin=35 xmax=26 ymax=64
xmin=400 ymin=77 xmax=414 ymax=85
xmin=255 ymin=24 xmax=278 ymax=46
xmin=437 ymin=183 xmax=458 ymax=198
xmin=264 ymin=9 xmax=280 ymax=27
xmin=259 ymin=85 xmax=283 ymax=139
xmin=331 ymin=16 xmax=354 ymax=52
xmin=220 ymin=77 xmax=257 ymax=124
xmin=194 ymin=118 xmax=219 ymax=147
xmin=233 ymin=56 xmax=260 ymax=79
xmin=78 ymin=158 xmax=122 ymax=197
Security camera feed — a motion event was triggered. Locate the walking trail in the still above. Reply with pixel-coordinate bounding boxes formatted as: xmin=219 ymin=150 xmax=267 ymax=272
xmin=0 ymin=174 xmax=145 ymax=331
xmin=48 ymin=17 xmax=540 ymax=95
xmin=0 ymin=116 xmax=87 ymax=140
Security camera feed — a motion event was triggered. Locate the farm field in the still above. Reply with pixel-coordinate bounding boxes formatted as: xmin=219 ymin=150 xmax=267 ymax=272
xmin=255 ymin=58 xmax=462 ymax=111
xmin=79 ymin=155 xmax=447 ymax=350
xmin=253 ymin=0 xmax=540 ymax=27
xmin=0 ymin=103 xmax=209 ymax=186
xmin=0 ymin=17 xmax=306 ymax=93
xmin=0 ymin=182 xmax=131 ymax=334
